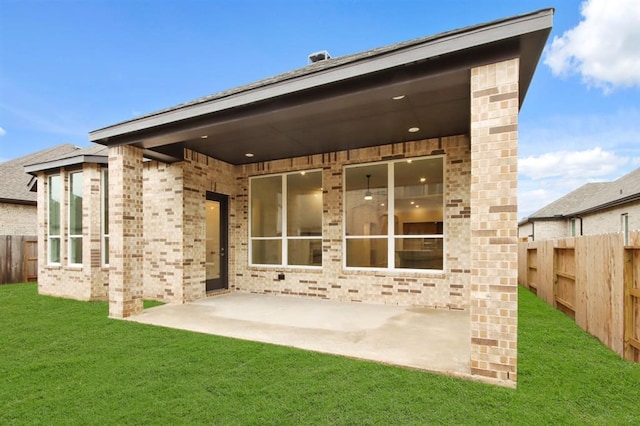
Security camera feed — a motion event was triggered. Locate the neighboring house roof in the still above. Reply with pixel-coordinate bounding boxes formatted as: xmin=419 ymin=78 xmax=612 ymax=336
xmin=89 ymin=8 xmax=554 ymax=165
xmin=522 ymin=167 xmax=640 ymax=223
xmin=24 ymin=144 xmax=109 ymax=175
xmin=0 ymin=144 xmax=80 ymax=204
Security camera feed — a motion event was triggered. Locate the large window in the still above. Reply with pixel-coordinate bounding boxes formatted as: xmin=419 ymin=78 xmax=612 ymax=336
xmin=69 ymin=171 xmax=83 ymax=266
xmin=48 ymin=175 xmax=61 ymax=264
xmin=250 ymin=171 xmax=322 ymax=267
xmin=345 ymin=156 xmax=444 ymax=271
xmin=102 ymin=168 xmax=109 ymax=266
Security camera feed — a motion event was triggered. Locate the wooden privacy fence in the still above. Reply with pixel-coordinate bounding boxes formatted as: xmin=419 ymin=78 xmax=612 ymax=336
xmin=518 ymin=231 xmax=640 ymax=363
xmin=0 ymin=235 xmax=37 ymax=284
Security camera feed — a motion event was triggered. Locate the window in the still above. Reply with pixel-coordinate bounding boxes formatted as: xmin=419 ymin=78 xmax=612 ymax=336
xmin=68 ymin=171 xmax=83 ymax=266
xmin=250 ymin=171 xmax=322 ymax=267
xmin=48 ymin=175 xmax=61 ymax=264
xmin=344 ymin=156 xmax=444 ymax=271
xmin=570 ymin=219 xmax=577 ymax=237
xmin=102 ymin=168 xmax=109 ymax=266
xmin=622 ymin=213 xmax=629 ymax=245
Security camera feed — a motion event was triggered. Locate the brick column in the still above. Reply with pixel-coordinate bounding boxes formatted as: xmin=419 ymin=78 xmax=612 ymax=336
xmin=108 ymin=145 xmax=143 ymax=318
xmin=469 ymin=58 xmax=520 ymax=386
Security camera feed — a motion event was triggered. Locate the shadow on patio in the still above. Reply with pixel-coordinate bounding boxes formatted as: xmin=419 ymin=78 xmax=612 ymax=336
xmin=128 ymin=293 xmax=470 ymax=377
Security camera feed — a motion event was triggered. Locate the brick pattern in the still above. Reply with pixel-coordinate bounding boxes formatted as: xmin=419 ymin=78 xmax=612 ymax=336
xmin=0 ymin=203 xmax=36 ymax=236
xmin=142 ymin=162 xmax=185 ymax=302
xmin=141 ymin=150 xmax=237 ymax=303
xmin=108 ymin=146 xmax=143 ymax=318
xmin=37 ymin=165 xmax=108 ymax=301
xmin=232 ymin=136 xmax=471 ymax=308
xmin=181 ymin=150 xmax=237 ymax=302
xmin=469 ymin=58 xmax=520 ymax=385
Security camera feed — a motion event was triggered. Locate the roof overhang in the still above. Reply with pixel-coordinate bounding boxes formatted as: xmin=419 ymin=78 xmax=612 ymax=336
xmin=89 ymin=8 xmax=553 ymax=165
xmin=24 ymin=154 xmax=109 ymax=175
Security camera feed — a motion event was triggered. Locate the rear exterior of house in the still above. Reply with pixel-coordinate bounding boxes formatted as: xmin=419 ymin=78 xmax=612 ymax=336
xmin=26 ymin=9 xmax=554 ymax=386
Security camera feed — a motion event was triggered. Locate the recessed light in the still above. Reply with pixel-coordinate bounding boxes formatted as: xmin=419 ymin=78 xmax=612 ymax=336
xmin=200 ymin=135 xmax=208 ymax=139
xmin=408 ymin=127 xmax=420 ymax=133
xmin=392 ymin=95 xmax=405 ymax=100
xmin=245 ymin=153 xmax=254 ymax=158
xmin=407 ymin=159 xmax=412 ymax=164
xmin=415 ymin=205 xmax=419 ymax=208
xmin=410 ymin=201 xmax=415 ymax=205
xmin=420 ymin=177 xmax=426 ymax=183
xmin=300 ymin=171 xmax=306 ymax=175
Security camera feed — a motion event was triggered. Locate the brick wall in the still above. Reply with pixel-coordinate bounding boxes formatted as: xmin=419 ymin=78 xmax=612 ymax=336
xmin=37 ymin=164 xmax=108 ymax=301
xmin=108 ymin=146 xmax=143 ymax=318
xmin=469 ymin=58 xmax=520 ymax=386
xmin=233 ymin=135 xmax=471 ymax=308
xmin=0 ymin=203 xmax=37 ymax=236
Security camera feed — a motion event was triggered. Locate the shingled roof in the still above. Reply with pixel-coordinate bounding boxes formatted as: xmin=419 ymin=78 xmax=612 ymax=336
xmin=526 ymin=167 xmax=640 ymax=220
xmin=0 ymin=144 xmax=80 ymax=204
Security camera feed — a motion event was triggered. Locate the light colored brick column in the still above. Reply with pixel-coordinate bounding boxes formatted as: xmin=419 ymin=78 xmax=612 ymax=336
xmin=469 ymin=58 xmax=520 ymax=386
xmin=108 ymin=145 xmax=144 ymax=318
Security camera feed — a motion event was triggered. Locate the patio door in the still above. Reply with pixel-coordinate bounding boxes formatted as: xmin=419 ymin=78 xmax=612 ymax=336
xmin=205 ymin=192 xmax=228 ymax=292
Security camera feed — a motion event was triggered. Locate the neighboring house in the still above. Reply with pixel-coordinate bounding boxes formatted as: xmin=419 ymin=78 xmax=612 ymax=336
xmin=0 ymin=144 xmax=79 ymax=236
xmin=519 ymin=167 xmax=640 ymax=242
xmin=0 ymin=144 xmax=80 ymax=283
xmin=25 ymin=9 xmax=554 ymax=386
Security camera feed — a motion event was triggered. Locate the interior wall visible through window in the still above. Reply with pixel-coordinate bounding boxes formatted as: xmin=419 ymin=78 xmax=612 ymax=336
xmin=68 ymin=171 xmax=83 ymax=266
xmin=48 ymin=175 xmax=61 ymax=265
xmin=101 ymin=168 xmax=109 ymax=266
xmin=344 ymin=156 xmax=444 ymax=271
xmin=250 ymin=170 xmax=323 ymax=267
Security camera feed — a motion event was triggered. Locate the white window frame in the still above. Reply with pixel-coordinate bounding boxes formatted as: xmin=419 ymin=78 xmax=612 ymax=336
xmin=343 ymin=155 xmax=445 ymax=272
xmin=249 ymin=169 xmax=323 ymax=268
xmin=101 ymin=168 xmax=109 ymax=267
xmin=622 ymin=213 xmax=629 ymax=246
xmin=68 ymin=171 xmax=83 ymax=267
xmin=48 ymin=174 xmax=61 ymax=265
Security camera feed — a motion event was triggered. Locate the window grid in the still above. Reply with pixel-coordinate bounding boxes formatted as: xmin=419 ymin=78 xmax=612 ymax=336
xmin=48 ymin=175 xmax=61 ymax=265
xmin=101 ymin=168 xmax=109 ymax=266
xmin=249 ymin=170 xmax=323 ymax=268
xmin=68 ymin=171 xmax=83 ymax=266
xmin=344 ymin=156 xmax=445 ymax=272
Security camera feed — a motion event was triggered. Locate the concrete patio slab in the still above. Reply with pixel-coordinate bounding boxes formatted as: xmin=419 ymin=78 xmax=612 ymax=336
xmin=128 ymin=293 xmax=471 ymax=377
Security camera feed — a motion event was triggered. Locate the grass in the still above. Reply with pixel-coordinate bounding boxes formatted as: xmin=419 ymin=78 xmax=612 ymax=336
xmin=1 ymin=284 xmax=639 ymax=425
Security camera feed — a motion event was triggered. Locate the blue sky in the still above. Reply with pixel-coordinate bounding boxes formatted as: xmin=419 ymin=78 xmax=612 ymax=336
xmin=1 ymin=0 xmax=639 ymax=218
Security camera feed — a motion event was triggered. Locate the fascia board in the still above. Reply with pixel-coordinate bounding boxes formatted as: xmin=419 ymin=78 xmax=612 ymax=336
xmin=24 ymin=155 xmax=108 ymax=175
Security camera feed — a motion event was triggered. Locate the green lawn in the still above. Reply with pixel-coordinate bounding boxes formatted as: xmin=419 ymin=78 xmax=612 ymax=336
xmin=1 ymin=284 xmax=639 ymax=425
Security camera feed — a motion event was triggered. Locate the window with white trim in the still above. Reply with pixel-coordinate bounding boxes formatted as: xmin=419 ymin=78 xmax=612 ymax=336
xmin=250 ymin=170 xmax=323 ymax=267
xmin=48 ymin=175 xmax=61 ymax=264
xmin=344 ymin=156 xmax=444 ymax=271
xmin=68 ymin=171 xmax=83 ymax=266
xmin=622 ymin=213 xmax=629 ymax=245
xmin=101 ymin=168 xmax=109 ymax=266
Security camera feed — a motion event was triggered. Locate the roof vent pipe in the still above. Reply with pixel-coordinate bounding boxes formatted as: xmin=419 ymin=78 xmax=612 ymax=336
xmin=308 ymin=50 xmax=331 ymax=64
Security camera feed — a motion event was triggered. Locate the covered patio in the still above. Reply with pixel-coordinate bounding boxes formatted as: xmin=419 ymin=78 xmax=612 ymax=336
xmin=128 ymin=292 xmax=471 ymax=378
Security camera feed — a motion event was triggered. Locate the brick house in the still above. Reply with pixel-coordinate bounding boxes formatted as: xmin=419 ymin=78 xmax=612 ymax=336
xmin=519 ymin=167 xmax=640 ymax=242
xmin=1 ymin=144 xmax=79 ymax=236
xmin=0 ymin=144 xmax=80 ymax=283
xmin=25 ymin=9 xmax=553 ymax=386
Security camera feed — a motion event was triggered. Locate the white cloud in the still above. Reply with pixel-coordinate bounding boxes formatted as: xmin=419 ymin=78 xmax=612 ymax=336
xmin=518 ymin=147 xmax=638 ymax=218
xmin=519 ymin=147 xmax=629 ymax=180
xmin=544 ymin=0 xmax=640 ymax=92
xmin=0 ymin=126 xmax=6 ymax=136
